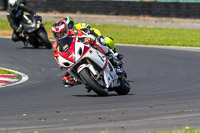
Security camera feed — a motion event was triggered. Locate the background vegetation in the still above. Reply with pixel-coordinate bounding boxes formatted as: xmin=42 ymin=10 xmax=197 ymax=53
xmin=1 ymin=19 xmax=200 ymax=47
xmin=0 ymin=68 xmax=15 ymax=74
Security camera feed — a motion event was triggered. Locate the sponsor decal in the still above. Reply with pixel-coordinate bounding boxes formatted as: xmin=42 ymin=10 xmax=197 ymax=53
xmin=63 ymin=44 xmax=68 ymax=50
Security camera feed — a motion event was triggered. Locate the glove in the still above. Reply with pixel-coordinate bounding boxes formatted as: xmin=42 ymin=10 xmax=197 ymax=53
xmin=87 ymin=34 xmax=96 ymax=41
xmin=84 ymin=37 xmax=93 ymax=45
xmin=97 ymin=36 xmax=106 ymax=46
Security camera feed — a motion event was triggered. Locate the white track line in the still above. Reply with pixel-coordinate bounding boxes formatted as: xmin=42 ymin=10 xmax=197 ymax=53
xmin=0 ymin=67 xmax=29 ymax=88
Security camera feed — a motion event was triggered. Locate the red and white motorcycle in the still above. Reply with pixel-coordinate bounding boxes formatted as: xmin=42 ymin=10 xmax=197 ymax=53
xmin=57 ymin=36 xmax=130 ymax=96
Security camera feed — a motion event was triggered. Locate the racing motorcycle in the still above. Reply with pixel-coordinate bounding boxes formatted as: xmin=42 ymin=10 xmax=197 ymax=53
xmin=19 ymin=14 xmax=51 ymax=49
xmin=57 ymin=36 xmax=130 ymax=96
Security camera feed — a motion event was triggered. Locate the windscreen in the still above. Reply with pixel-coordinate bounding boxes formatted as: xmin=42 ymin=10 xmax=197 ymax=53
xmin=58 ymin=37 xmax=74 ymax=52
xmin=21 ymin=15 xmax=33 ymax=24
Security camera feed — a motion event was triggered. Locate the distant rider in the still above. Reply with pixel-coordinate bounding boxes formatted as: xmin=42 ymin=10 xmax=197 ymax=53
xmin=51 ymin=21 xmax=123 ymax=87
xmin=61 ymin=17 xmax=124 ymax=60
xmin=7 ymin=0 xmax=35 ymax=45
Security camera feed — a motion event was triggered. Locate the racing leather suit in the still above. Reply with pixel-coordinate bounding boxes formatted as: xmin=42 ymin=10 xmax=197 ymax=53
xmin=52 ymin=28 xmax=122 ymax=87
xmin=7 ymin=3 xmax=35 ymax=42
xmin=52 ymin=28 xmax=116 ymax=67
xmin=74 ymin=23 xmax=123 ymax=60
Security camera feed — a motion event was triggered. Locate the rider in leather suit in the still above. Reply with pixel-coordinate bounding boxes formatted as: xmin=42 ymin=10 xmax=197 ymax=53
xmin=7 ymin=0 xmax=35 ymax=44
xmin=61 ymin=17 xmax=124 ymax=60
xmin=51 ymin=21 xmax=123 ymax=87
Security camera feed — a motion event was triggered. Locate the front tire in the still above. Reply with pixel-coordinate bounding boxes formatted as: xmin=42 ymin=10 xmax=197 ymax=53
xmin=37 ymin=30 xmax=52 ymax=49
xmin=28 ymin=35 xmax=39 ymax=48
xmin=79 ymin=68 xmax=108 ymax=96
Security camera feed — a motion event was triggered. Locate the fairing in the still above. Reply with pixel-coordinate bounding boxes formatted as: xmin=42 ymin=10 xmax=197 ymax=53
xmin=58 ymin=36 xmax=119 ymax=88
xmin=21 ymin=14 xmax=40 ymax=33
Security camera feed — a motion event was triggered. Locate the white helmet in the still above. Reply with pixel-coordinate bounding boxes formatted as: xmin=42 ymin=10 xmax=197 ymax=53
xmin=8 ymin=0 xmax=17 ymax=6
xmin=8 ymin=0 xmax=19 ymax=11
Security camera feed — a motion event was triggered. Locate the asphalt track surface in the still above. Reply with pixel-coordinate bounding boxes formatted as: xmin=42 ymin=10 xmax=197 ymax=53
xmin=1 ymin=38 xmax=200 ymax=133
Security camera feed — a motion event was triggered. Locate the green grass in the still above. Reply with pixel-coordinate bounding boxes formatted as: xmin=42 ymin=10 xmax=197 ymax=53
xmin=44 ymin=21 xmax=200 ymax=47
xmin=2 ymin=18 xmax=200 ymax=47
xmin=89 ymin=24 xmax=200 ymax=47
xmin=0 ymin=19 xmax=12 ymax=30
xmin=0 ymin=68 xmax=15 ymax=74
xmin=0 ymin=68 xmax=20 ymax=79
xmin=153 ymin=129 xmax=200 ymax=133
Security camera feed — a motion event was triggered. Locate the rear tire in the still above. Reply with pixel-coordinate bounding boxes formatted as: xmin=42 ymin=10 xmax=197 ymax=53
xmin=114 ymin=79 xmax=130 ymax=95
xmin=79 ymin=68 xmax=108 ymax=96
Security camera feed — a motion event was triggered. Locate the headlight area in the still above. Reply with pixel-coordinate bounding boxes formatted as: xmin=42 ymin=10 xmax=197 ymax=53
xmin=37 ymin=23 xmax=41 ymax=29
xmin=37 ymin=21 xmax=41 ymax=29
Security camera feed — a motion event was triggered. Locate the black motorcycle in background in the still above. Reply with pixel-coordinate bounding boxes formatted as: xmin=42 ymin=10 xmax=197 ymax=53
xmin=19 ymin=14 xmax=52 ymax=49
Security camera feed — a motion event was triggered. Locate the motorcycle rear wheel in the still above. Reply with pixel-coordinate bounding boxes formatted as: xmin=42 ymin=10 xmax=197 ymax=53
xmin=79 ymin=68 xmax=108 ymax=96
xmin=114 ymin=79 xmax=130 ymax=95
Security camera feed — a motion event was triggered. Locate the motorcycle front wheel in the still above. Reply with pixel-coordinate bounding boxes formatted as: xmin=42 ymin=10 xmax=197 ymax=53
xmin=37 ymin=30 xmax=52 ymax=49
xmin=79 ymin=68 xmax=108 ymax=96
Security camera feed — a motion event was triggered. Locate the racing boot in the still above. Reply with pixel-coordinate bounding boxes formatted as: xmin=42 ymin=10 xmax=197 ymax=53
xmin=19 ymin=34 xmax=28 ymax=46
xmin=20 ymin=34 xmax=29 ymax=47
xmin=106 ymin=50 xmax=126 ymax=77
xmin=110 ymin=57 xmax=123 ymax=67
xmin=62 ymin=72 xmax=80 ymax=87
xmin=104 ymin=36 xmax=124 ymax=60
xmin=106 ymin=50 xmax=123 ymax=67
xmin=94 ymin=39 xmax=123 ymax=67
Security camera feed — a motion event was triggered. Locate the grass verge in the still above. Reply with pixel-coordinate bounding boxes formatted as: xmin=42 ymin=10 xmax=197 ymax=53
xmin=0 ymin=68 xmax=15 ymax=74
xmin=1 ymin=18 xmax=200 ymax=47
xmin=153 ymin=129 xmax=200 ymax=133
xmin=0 ymin=68 xmax=20 ymax=79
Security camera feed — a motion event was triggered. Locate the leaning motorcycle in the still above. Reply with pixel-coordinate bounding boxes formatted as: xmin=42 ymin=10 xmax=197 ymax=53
xmin=57 ymin=36 xmax=130 ymax=96
xmin=19 ymin=14 xmax=51 ymax=49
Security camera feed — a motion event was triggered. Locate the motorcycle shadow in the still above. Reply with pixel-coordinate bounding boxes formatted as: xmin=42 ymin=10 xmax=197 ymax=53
xmin=18 ymin=46 xmax=51 ymax=49
xmin=73 ymin=93 xmax=134 ymax=97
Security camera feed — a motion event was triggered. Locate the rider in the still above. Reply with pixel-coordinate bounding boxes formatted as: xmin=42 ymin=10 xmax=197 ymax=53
xmin=51 ymin=21 xmax=123 ymax=87
xmin=61 ymin=17 xmax=124 ymax=60
xmin=7 ymin=0 xmax=35 ymax=45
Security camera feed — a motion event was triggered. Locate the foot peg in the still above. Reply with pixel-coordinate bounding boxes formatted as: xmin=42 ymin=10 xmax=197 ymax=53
xmin=117 ymin=53 xmax=124 ymax=60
